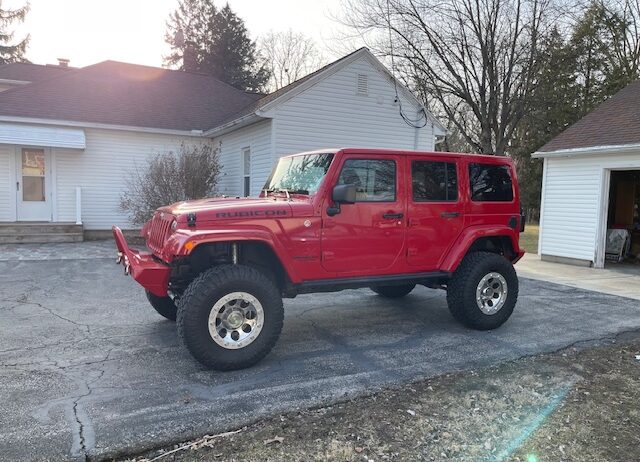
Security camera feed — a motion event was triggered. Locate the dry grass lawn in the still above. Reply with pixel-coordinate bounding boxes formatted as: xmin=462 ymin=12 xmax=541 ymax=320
xmin=520 ymin=224 xmax=539 ymax=254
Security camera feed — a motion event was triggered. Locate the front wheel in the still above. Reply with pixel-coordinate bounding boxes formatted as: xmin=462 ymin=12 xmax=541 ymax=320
xmin=146 ymin=290 xmax=178 ymax=321
xmin=177 ymin=265 xmax=284 ymax=371
xmin=446 ymin=252 xmax=518 ymax=330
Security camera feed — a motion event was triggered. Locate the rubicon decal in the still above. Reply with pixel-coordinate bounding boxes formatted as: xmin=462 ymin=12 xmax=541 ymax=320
xmin=215 ymin=210 xmax=289 ymax=218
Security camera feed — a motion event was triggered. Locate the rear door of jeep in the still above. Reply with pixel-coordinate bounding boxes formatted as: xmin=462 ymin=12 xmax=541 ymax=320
xmin=406 ymin=154 xmax=464 ymax=270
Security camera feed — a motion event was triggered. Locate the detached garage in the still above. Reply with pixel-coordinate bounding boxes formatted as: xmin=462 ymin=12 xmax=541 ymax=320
xmin=533 ymin=80 xmax=640 ymax=268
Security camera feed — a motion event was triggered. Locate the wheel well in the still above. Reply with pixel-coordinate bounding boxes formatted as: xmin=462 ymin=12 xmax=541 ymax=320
xmin=467 ymin=236 xmax=516 ymax=260
xmin=170 ymin=241 xmax=287 ymax=293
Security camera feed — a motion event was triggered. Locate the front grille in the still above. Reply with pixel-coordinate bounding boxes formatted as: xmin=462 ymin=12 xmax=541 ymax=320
xmin=147 ymin=213 xmax=173 ymax=254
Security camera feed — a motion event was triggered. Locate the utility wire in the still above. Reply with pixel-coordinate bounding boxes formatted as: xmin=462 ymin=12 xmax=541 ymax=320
xmin=386 ymin=0 xmax=429 ymax=129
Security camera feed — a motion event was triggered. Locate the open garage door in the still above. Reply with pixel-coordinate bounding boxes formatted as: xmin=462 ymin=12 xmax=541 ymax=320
xmin=604 ymin=170 xmax=640 ymax=269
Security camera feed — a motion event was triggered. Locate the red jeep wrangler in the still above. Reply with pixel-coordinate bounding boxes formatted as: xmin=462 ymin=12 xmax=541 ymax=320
xmin=113 ymin=148 xmax=524 ymax=370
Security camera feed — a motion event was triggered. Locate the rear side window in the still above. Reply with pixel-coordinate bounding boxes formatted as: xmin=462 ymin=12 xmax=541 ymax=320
xmin=412 ymin=160 xmax=458 ymax=202
xmin=338 ymin=159 xmax=396 ymax=202
xmin=469 ymin=163 xmax=514 ymax=202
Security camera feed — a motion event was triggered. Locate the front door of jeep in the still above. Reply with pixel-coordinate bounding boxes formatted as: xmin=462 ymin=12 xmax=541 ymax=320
xmin=406 ymin=156 xmax=463 ymax=270
xmin=321 ymin=156 xmax=406 ymax=274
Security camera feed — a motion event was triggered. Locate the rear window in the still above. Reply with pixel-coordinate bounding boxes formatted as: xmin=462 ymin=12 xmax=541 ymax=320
xmin=469 ymin=163 xmax=513 ymax=202
xmin=412 ymin=160 xmax=458 ymax=202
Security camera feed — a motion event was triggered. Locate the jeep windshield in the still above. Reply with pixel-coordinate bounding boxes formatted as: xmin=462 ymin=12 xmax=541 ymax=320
xmin=263 ymin=152 xmax=334 ymax=196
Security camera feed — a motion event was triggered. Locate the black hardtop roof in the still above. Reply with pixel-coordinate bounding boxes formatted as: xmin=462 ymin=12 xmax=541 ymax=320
xmin=285 ymin=148 xmax=514 ymax=164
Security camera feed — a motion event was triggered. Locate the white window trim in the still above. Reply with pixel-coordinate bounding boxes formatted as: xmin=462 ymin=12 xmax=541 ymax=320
xmin=242 ymin=146 xmax=251 ymax=197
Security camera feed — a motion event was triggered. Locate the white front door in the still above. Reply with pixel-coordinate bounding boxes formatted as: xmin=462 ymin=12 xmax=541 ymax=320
xmin=16 ymin=147 xmax=52 ymax=221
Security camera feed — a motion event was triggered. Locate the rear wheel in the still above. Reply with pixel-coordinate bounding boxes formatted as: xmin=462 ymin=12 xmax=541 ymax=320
xmin=145 ymin=290 xmax=177 ymax=321
xmin=177 ymin=264 xmax=284 ymax=371
xmin=446 ymin=252 xmax=518 ymax=330
xmin=370 ymin=284 xmax=416 ymax=298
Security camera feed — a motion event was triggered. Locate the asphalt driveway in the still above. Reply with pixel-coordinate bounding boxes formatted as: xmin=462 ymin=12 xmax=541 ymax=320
xmin=1 ymin=249 xmax=640 ymax=461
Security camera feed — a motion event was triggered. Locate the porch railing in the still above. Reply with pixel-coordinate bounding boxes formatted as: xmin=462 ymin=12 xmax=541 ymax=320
xmin=75 ymin=187 xmax=82 ymax=225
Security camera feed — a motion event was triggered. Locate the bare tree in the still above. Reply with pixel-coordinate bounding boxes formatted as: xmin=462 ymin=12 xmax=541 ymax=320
xmin=259 ymin=30 xmax=326 ymax=91
xmin=600 ymin=0 xmax=640 ymax=84
xmin=120 ymin=143 xmax=221 ymax=225
xmin=341 ymin=0 xmax=554 ymax=155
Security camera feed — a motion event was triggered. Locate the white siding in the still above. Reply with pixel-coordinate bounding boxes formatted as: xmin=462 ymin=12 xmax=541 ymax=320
xmin=53 ymin=128 xmax=202 ymax=230
xmin=273 ymin=55 xmax=435 ymax=162
xmin=539 ymin=150 xmax=640 ymax=263
xmin=214 ymin=119 xmax=272 ymax=196
xmin=0 ymin=145 xmax=15 ymax=221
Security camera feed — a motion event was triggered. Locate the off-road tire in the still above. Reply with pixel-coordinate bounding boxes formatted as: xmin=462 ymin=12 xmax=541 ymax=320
xmin=446 ymin=252 xmax=518 ymax=330
xmin=177 ymin=264 xmax=284 ymax=371
xmin=370 ymin=284 xmax=416 ymax=298
xmin=146 ymin=290 xmax=178 ymax=321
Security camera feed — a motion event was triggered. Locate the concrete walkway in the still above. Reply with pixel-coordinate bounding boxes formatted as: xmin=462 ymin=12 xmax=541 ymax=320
xmin=516 ymin=253 xmax=640 ymax=301
xmin=0 ymin=240 xmax=116 ymax=261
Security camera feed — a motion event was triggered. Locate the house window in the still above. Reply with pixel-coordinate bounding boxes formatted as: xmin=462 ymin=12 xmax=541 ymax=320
xmin=469 ymin=163 xmax=513 ymax=202
xmin=412 ymin=160 xmax=458 ymax=202
xmin=356 ymin=73 xmax=368 ymax=95
xmin=242 ymin=147 xmax=251 ymax=196
xmin=21 ymin=148 xmax=46 ymax=202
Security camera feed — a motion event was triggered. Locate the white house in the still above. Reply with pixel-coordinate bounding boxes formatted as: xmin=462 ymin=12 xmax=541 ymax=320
xmin=0 ymin=48 xmax=445 ymax=241
xmin=533 ymin=80 xmax=640 ymax=268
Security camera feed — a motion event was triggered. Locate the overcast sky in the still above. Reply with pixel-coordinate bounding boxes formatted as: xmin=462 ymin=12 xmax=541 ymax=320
xmin=5 ymin=0 xmax=358 ymax=68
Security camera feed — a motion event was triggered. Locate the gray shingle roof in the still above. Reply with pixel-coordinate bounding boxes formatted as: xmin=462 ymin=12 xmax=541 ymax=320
xmin=0 ymin=62 xmax=74 ymax=82
xmin=0 ymin=61 xmax=262 ymax=131
xmin=538 ymin=80 xmax=640 ymax=153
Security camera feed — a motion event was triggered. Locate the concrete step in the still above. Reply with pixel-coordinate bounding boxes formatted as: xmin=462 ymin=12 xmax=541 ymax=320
xmin=0 ymin=233 xmax=84 ymax=244
xmin=0 ymin=222 xmax=82 ymax=235
xmin=0 ymin=222 xmax=84 ymax=244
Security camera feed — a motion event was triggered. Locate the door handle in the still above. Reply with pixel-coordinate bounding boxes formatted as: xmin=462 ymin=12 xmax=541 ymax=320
xmin=441 ymin=212 xmax=461 ymax=218
xmin=16 ymin=182 xmax=19 ymax=191
xmin=383 ymin=212 xmax=404 ymax=219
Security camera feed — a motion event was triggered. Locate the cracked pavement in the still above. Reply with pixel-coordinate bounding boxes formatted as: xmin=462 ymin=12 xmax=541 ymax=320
xmin=1 ymin=255 xmax=640 ymax=461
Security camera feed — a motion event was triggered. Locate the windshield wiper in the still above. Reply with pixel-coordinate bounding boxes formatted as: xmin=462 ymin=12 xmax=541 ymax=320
xmin=265 ymin=188 xmax=309 ymax=198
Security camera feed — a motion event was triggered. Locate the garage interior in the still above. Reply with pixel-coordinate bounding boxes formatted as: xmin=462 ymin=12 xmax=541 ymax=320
xmin=606 ymin=170 xmax=640 ymax=267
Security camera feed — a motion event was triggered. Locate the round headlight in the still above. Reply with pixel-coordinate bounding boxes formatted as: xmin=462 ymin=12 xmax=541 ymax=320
xmin=171 ymin=220 xmax=177 ymax=232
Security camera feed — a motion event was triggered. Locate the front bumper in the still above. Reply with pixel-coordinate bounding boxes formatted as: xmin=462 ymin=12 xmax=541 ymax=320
xmin=112 ymin=226 xmax=171 ymax=297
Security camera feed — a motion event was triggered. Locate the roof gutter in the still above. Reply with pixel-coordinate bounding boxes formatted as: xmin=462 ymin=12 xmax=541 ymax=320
xmin=0 ymin=115 xmax=204 ymax=137
xmin=0 ymin=78 xmax=30 ymax=86
xmin=532 ymin=142 xmax=640 ymax=159
xmin=202 ymin=112 xmax=264 ymax=137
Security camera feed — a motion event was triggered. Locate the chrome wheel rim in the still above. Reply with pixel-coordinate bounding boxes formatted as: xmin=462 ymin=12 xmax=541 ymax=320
xmin=475 ymin=272 xmax=508 ymax=315
xmin=208 ymin=292 xmax=264 ymax=349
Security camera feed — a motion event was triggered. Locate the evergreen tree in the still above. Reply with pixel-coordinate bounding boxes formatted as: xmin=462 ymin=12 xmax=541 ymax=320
xmin=0 ymin=1 xmax=29 ymax=64
xmin=565 ymin=2 xmax=610 ymax=116
xmin=597 ymin=0 xmax=640 ymax=98
xmin=511 ymin=28 xmax=580 ymax=217
xmin=165 ymin=1 xmax=268 ymax=92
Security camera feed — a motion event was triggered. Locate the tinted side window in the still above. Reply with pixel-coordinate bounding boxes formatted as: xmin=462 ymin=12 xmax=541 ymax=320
xmin=338 ymin=159 xmax=396 ymax=202
xmin=412 ymin=161 xmax=458 ymax=202
xmin=469 ymin=163 xmax=513 ymax=202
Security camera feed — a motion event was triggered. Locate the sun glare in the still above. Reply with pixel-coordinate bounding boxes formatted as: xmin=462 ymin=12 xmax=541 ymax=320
xmin=7 ymin=0 xmax=347 ymax=68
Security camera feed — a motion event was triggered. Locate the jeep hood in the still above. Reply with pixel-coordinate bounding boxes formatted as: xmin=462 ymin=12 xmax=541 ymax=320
xmin=158 ymin=196 xmax=313 ymax=222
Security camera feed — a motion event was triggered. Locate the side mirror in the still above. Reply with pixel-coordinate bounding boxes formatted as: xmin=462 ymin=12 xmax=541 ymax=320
xmin=332 ymin=184 xmax=356 ymax=204
xmin=327 ymin=184 xmax=356 ymax=216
